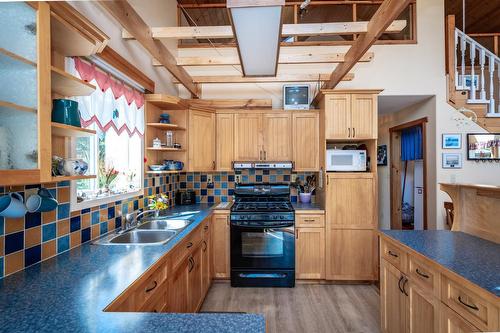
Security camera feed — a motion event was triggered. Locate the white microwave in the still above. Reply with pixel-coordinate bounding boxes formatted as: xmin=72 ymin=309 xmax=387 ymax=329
xmin=326 ymin=149 xmax=367 ymax=172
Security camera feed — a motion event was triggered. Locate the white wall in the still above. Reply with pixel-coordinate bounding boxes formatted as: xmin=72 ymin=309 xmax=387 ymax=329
xmin=69 ymin=0 xmax=178 ymax=94
xmin=178 ymin=0 xmax=500 ymax=228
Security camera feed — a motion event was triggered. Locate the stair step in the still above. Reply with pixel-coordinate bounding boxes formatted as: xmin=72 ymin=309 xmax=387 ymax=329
xmin=467 ymin=99 xmax=489 ymax=104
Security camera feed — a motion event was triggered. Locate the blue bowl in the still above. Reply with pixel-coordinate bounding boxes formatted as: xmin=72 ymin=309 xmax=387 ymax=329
xmin=52 ymin=99 xmax=81 ymax=127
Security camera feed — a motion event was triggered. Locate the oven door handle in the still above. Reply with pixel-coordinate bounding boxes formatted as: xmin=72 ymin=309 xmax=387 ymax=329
xmin=230 ymin=222 xmax=295 ymax=228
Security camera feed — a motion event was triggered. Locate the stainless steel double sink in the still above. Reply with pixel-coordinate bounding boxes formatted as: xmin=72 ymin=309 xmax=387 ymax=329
xmin=93 ymin=211 xmax=200 ymax=246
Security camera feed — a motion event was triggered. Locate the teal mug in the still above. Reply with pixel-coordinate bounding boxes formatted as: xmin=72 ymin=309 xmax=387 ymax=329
xmin=0 ymin=192 xmax=27 ymax=218
xmin=26 ymin=188 xmax=58 ymax=213
xmin=52 ymin=99 xmax=81 ymax=127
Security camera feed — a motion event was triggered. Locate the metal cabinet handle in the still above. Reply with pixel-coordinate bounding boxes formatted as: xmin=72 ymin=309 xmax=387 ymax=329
xmin=186 ymin=241 xmax=193 ymax=249
xmin=398 ymin=276 xmax=404 ymax=294
xmin=303 ymin=219 xmax=316 ymax=222
xmin=458 ymin=296 xmax=479 ymax=311
xmin=353 ymin=127 xmax=356 ymax=138
xmin=348 ymin=128 xmax=351 ymax=137
xmin=295 ymin=230 xmax=299 ymax=239
xmin=226 ymin=216 xmax=229 ymax=226
xmin=259 ymin=150 xmax=263 ymax=160
xmin=145 ymin=280 xmax=158 ymax=293
xmin=264 ymin=151 xmax=267 ymax=160
xmin=415 ymin=268 xmax=429 ymax=279
xmin=212 ymin=161 xmax=216 ymax=170
xmin=204 ymin=225 xmax=209 ymax=231
xmin=388 ymin=250 xmax=399 ymax=258
xmin=402 ymin=277 xmax=409 ymax=296
xmin=202 ymin=240 xmax=207 ymax=252
xmin=188 ymin=257 xmax=194 ymax=272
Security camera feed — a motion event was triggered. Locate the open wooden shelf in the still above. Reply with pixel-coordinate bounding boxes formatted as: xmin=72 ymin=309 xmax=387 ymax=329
xmin=51 ymin=12 xmax=102 ymax=57
xmin=146 ymin=147 xmax=185 ymax=152
xmin=145 ymin=94 xmax=188 ymax=110
xmin=51 ymin=122 xmax=96 ymax=137
xmin=145 ymin=170 xmax=182 ymax=175
xmin=146 ymin=123 xmax=186 ymax=130
xmin=51 ymin=66 xmax=95 ymax=97
xmin=0 ymin=47 xmax=36 ymax=67
xmin=52 ymin=174 xmax=96 ymax=182
xmin=0 ymin=100 xmax=37 ymax=113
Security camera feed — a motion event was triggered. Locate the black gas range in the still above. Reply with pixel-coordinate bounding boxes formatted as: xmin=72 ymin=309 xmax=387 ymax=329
xmin=230 ymin=183 xmax=295 ymax=288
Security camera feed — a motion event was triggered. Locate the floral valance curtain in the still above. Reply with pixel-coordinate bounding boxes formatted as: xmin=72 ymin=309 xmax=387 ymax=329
xmin=68 ymin=57 xmax=144 ymax=137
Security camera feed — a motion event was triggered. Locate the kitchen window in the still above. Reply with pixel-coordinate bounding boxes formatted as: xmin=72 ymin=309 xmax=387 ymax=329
xmin=68 ymin=57 xmax=144 ymax=211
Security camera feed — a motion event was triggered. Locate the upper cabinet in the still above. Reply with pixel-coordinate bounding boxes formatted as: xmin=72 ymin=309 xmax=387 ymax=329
xmin=234 ymin=113 xmax=262 ymax=161
xmin=322 ymin=91 xmax=379 ymax=140
xmin=216 ymin=113 xmax=234 ymax=171
xmin=188 ymin=109 xmax=216 ymax=171
xmin=293 ymin=112 xmax=319 ymax=171
xmin=233 ymin=113 xmax=293 ymax=162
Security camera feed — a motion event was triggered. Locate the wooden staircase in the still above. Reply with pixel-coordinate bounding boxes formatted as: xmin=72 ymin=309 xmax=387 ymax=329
xmin=446 ymin=15 xmax=500 ymax=133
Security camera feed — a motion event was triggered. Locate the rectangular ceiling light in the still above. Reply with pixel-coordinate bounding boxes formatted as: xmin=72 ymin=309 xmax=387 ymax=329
xmin=227 ymin=0 xmax=284 ymax=77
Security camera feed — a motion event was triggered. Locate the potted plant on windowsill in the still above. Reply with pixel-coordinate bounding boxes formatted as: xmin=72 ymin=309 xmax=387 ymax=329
xmin=291 ymin=175 xmax=316 ymax=203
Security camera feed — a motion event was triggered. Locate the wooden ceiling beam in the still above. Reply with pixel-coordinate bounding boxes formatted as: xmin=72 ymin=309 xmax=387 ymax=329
xmin=121 ymin=20 xmax=406 ymax=40
xmin=312 ymin=0 xmax=412 ymax=104
xmin=153 ymin=52 xmax=374 ymax=66
xmin=98 ymin=0 xmax=199 ymax=97
xmin=187 ymin=99 xmax=272 ymax=109
xmin=172 ymin=73 xmax=354 ymax=84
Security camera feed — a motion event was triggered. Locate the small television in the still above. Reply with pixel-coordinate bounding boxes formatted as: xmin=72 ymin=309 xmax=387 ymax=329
xmin=283 ymin=85 xmax=310 ymax=110
xmin=467 ymin=133 xmax=500 ymax=160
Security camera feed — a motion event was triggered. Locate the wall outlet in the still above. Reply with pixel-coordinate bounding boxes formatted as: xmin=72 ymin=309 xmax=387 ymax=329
xmin=291 ymin=174 xmax=298 ymax=183
xmin=235 ymin=175 xmax=241 ymax=183
xmin=207 ymin=174 xmax=213 ymax=184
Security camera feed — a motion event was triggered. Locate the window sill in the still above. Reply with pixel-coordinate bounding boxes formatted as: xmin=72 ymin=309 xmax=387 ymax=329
xmin=70 ymin=186 xmax=143 ymax=212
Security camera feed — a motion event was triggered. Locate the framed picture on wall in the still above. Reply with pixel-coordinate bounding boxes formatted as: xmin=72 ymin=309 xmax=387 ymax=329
xmin=442 ymin=153 xmax=462 ymax=169
xmin=377 ymin=145 xmax=388 ymax=166
xmin=442 ymin=133 xmax=461 ymax=149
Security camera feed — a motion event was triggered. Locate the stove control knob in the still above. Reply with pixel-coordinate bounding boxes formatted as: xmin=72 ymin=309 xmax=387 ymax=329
xmin=280 ymin=216 xmax=284 ymax=219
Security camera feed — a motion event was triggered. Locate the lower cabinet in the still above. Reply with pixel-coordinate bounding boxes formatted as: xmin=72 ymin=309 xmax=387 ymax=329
xmin=187 ymin=244 xmax=203 ymax=312
xmin=212 ymin=211 xmax=230 ymax=278
xmin=169 ymin=258 xmax=189 ymax=313
xmin=440 ymin=304 xmax=480 ymax=333
xmin=380 ymin=260 xmax=407 ymax=333
xmin=201 ymin=223 xmax=212 ymax=295
xmin=295 ymin=227 xmax=324 ymax=279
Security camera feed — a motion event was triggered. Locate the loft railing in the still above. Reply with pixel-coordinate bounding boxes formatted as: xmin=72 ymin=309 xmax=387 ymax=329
xmin=447 ymin=15 xmax=500 ymax=117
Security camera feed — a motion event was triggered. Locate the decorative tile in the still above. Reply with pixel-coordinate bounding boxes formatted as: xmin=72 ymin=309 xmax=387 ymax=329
xmin=0 ymin=257 xmax=3 ymax=278
xmin=57 ymin=219 xmax=69 ymax=237
xmin=57 ymin=187 xmax=70 ymax=203
xmin=25 ymin=245 xmax=41 ymax=267
xmin=42 ymin=240 xmax=56 ymax=260
xmin=42 ymin=210 xmax=56 ymax=224
xmin=70 ymin=232 xmax=80 ymax=248
xmin=25 ymin=226 xmax=41 ymax=248
xmin=91 ymin=211 xmax=100 ymax=225
xmin=57 ymin=235 xmax=70 ymax=254
xmin=81 ymin=227 xmax=91 ymax=244
xmin=42 ymin=223 xmax=56 ymax=242
xmin=5 ymin=251 xmax=23 ymax=276
xmin=5 ymin=231 xmax=24 ymax=255
xmin=57 ymin=203 xmax=70 ymax=220
xmin=70 ymin=216 xmax=81 ymax=233
xmin=100 ymin=222 xmax=108 ymax=235
xmin=81 ymin=214 xmax=90 ymax=229
xmin=5 ymin=217 xmax=24 ymax=234
xmin=0 ymin=216 xmax=3 ymax=236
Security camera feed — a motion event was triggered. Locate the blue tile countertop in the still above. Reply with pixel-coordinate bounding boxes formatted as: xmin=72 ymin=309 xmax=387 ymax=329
xmin=381 ymin=230 xmax=500 ymax=297
xmin=0 ymin=204 xmax=265 ymax=333
xmin=292 ymin=202 xmax=324 ymax=211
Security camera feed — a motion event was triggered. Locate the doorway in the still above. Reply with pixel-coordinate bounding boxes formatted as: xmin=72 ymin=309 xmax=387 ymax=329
xmin=389 ymin=117 xmax=428 ymax=230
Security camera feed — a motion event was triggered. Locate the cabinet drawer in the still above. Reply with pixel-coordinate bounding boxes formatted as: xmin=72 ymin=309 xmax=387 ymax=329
xmin=441 ymin=276 xmax=499 ymax=331
xmin=140 ymin=290 xmax=167 ymax=313
xmin=296 ymin=214 xmax=325 ymax=228
xmin=171 ymin=225 xmax=203 ymax=269
xmin=408 ymin=254 xmax=439 ymax=296
xmin=134 ymin=263 xmax=168 ymax=309
xmin=380 ymin=238 xmax=407 ymax=273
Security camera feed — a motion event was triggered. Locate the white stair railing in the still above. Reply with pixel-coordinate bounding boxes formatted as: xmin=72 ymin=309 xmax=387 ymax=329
xmin=454 ymin=28 xmax=500 ymax=117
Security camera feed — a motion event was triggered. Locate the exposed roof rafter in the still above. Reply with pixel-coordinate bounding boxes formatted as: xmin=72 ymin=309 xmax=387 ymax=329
xmin=172 ymin=73 xmax=354 ymax=84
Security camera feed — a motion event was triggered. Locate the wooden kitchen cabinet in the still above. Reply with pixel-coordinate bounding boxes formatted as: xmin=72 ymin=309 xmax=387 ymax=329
xmin=188 ymin=109 xmax=215 ymax=171
xmin=295 ymin=227 xmax=325 ymax=279
xmin=234 ymin=113 xmax=262 ymax=161
xmin=440 ymin=304 xmax=480 ymax=333
xmin=380 ymin=260 xmax=407 ymax=333
xmin=187 ymin=244 xmax=203 ymax=312
xmin=292 ymin=112 xmax=319 ymax=171
xmin=212 ymin=212 xmax=230 ymax=278
xmin=407 ymin=279 xmax=440 ymax=333
xmin=201 ymin=218 xmax=212 ymax=296
xmin=262 ymin=113 xmax=292 ymax=161
xmin=326 ymin=173 xmax=376 ymax=229
xmin=216 ymin=113 xmax=234 ymax=171
xmin=322 ymin=91 xmax=379 ymax=140
xmin=169 ymin=258 xmax=189 ymax=313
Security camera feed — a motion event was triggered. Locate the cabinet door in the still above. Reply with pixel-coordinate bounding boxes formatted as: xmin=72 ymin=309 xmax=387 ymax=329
xmin=440 ymin=304 xmax=480 ymax=333
xmin=292 ymin=113 xmax=319 ymax=171
xmin=216 ymin=113 xmax=234 ymax=171
xmin=351 ymin=94 xmax=377 ymax=139
xmin=324 ymin=94 xmax=351 ymax=140
xmin=212 ymin=213 xmax=230 ymax=278
xmin=234 ymin=113 xmax=262 ymax=161
xmin=296 ymin=227 xmax=325 ymax=279
xmin=326 ymin=229 xmax=377 ymax=280
xmin=380 ymin=260 xmax=407 ymax=333
xmin=189 ymin=110 xmax=215 ymax=171
xmin=262 ymin=113 xmax=292 ymax=161
xmin=327 ymin=175 xmax=375 ymax=229
xmin=188 ymin=245 xmax=203 ymax=312
xmin=201 ymin=235 xmax=211 ymax=297
xmin=168 ymin=259 xmax=189 ymax=313
xmin=407 ymin=280 xmax=440 ymax=333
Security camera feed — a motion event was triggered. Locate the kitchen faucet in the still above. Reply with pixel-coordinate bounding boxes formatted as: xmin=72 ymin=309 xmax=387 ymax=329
xmin=123 ymin=209 xmax=158 ymax=232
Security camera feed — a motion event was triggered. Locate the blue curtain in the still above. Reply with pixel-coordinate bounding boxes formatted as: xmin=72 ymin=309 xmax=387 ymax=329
xmin=401 ymin=126 xmax=423 ymax=161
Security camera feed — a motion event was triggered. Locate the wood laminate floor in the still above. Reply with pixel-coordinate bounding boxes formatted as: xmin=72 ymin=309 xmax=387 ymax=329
xmin=201 ymin=282 xmax=381 ymax=333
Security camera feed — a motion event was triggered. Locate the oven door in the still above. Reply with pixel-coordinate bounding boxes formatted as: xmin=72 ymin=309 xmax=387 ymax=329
xmin=230 ymin=223 xmax=295 ymax=270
